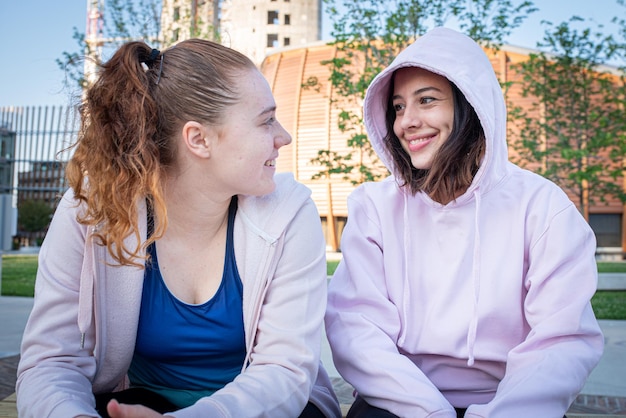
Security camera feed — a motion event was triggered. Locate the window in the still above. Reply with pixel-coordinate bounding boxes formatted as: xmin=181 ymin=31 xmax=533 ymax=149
xmin=284 ymin=37 xmax=290 ymax=46
xmin=267 ymin=34 xmax=279 ymax=47
xmin=589 ymin=213 xmax=622 ymax=247
xmin=172 ymin=28 xmax=180 ymax=42
xmin=267 ymin=10 xmax=279 ymax=25
xmin=173 ymin=7 xmax=180 ymax=21
xmin=320 ymin=216 xmax=347 ymax=250
xmin=284 ymin=14 xmax=291 ymax=25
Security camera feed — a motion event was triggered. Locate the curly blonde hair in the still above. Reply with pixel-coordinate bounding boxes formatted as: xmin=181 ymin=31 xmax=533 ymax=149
xmin=66 ymin=39 xmax=256 ymax=266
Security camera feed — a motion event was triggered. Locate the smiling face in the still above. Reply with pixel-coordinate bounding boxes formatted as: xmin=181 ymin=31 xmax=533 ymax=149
xmin=391 ymin=67 xmax=454 ymax=170
xmin=209 ymin=68 xmax=292 ymax=196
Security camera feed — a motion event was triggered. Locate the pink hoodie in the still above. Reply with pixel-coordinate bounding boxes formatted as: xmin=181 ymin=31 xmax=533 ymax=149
xmin=17 ymin=173 xmax=341 ymax=418
xmin=325 ymin=27 xmax=603 ymax=418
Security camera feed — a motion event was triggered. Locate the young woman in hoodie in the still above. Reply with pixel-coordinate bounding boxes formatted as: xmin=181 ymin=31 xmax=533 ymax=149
xmin=16 ymin=39 xmax=341 ymax=418
xmin=325 ymin=27 xmax=604 ymax=418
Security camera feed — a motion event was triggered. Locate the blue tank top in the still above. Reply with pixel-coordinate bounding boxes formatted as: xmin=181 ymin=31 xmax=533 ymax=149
xmin=128 ymin=197 xmax=245 ymax=408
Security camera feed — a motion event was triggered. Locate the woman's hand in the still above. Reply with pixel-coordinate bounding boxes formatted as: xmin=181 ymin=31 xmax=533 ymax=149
xmin=106 ymin=399 xmax=165 ymax=418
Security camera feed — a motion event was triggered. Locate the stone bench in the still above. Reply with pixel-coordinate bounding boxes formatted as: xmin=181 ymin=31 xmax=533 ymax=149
xmin=0 ymin=393 xmax=16 ymax=418
xmin=2 ymin=391 xmax=623 ymax=418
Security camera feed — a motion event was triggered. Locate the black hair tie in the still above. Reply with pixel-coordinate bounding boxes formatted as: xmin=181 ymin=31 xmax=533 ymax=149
xmin=143 ymin=48 xmax=160 ymax=66
xmin=141 ymin=48 xmax=164 ymax=85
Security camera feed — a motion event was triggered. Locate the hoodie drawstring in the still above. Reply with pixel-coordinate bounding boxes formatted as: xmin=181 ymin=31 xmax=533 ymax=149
xmin=398 ymin=190 xmax=411 ymax=347
xmin=466 ymin=188 xmax=482 ymax=366
xmin=77 ymin=227 xmax=96 ymax=349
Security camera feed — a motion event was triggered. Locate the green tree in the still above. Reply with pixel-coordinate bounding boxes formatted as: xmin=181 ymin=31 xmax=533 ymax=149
xmin=18 ymin=200 xmax=54 ymax=245
xmin=58 ymin=1 xmax=223 ymax=94
xmin=508 ymin=16 xmax=626 ymax=219
xmin=310 ymin=0 xmax=537 ymax=185
xmin=57 ymin=0 xmax=163 ymax=91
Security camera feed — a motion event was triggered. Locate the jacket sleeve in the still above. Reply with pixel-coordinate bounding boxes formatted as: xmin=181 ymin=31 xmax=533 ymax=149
xmin=16 ymin=189 xmax=100 ymax=418
xmin=325 ymin=187 xmax=457 ymax=418
xmin=170 ymin=197 xmax=340 ymax=418
xmin=466 ymin=202 xmax=604 ymax=418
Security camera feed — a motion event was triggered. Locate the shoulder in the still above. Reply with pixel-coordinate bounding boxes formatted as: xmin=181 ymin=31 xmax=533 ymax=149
xmin=240 ymin=173 xmax=310 ymax=208
xmin=348 ymin=177 xmax=404 ymax=211
xmin=237 ymin=173 xmax=316 ymax=238
xmin=495 ymin=166 xmax=591 ymax=239
xmin=506 ymin=165 xmax=574 ymax=209
xmin=47 ymin=188 xmax=89 ymax=235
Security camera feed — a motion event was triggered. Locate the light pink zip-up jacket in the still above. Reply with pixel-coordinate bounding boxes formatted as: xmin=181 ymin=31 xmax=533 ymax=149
xmin=17 ymin=173 xmax=341 ymax=418
xmin=325 ymin=28 xmax=604 ymax=418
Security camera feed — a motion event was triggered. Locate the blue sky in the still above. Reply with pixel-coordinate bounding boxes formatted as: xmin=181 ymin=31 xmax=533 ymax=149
xmin=0 ymin=1 xmax=623 ymax=108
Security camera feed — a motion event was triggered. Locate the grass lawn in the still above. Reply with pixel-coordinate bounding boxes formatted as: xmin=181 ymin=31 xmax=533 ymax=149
xmin=3 ymin=255 xmax=626 ymax=319
xmin=1 ymin=255 xmax=39 ymax=297
xmin=327 ymin=260 xmax=340 ymax=276
xmin=597 ymin=262 xmax=626 ymax=273
xmin=592 ymin=291 xmax=626 ymax=319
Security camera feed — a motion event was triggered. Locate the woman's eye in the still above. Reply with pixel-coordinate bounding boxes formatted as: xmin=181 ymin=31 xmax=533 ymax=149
xmin=420 ymin=97 xmax=436 ymax=104
xmin=265 ymin=117 xmax=276 ymax=125
xmin=393 ymin=103 xmax=405 ymax=112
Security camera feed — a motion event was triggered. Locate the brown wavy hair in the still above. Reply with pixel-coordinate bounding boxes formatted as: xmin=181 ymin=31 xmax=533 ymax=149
xmin=66 ymin=39 xmax=256 ymax=266
xmin=383 ymin=73 xmax=485 ymax=204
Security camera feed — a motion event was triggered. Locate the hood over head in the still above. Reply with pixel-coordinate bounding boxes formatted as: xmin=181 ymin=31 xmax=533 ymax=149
xmin=363 ymin=28 xmax=512 ymax=364
xmin=363 ymin=27 xmax=509 ymax=197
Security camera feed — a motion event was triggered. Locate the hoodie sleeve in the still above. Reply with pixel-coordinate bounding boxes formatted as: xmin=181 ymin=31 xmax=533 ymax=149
xmin=465 ymin=202 xmax=604 ymax=418
xmin=325 ymin=186 xmax=457 ymax=418
xmin=16 ymin=189 xmax=100 ymax=418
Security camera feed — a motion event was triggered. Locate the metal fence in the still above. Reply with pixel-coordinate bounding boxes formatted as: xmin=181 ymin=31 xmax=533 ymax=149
xmin=0 ymin=106 xmax=79 ymax=249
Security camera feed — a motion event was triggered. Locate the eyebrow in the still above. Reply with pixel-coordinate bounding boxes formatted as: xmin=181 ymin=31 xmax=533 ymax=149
xmin=392 ymin=86 xmax=443 ymax=101
xmin=257 ymin=105 xmax=277 ymax=118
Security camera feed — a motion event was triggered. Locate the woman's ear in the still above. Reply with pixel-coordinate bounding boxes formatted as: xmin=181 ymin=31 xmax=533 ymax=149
xmin=181 ymin=121 xmax=214 ymax=158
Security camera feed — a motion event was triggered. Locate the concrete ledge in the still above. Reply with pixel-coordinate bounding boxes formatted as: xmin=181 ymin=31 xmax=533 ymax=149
xmin=595 ymin=248 xmax=624 ymax=262
xmin=0 ymin=393 xmax=15 ymax=418
xmin=568 ymin=415 xmax=625 ymax=418
xmin=597 ymin=273 xmax=626 ymax=290
xmin=2 ymin=392 xmax=624 ymax=418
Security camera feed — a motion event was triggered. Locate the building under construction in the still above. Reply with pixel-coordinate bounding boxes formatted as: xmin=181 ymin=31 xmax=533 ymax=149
xmin=86 ymin=0 xmax=322 ymax=66
xmin=160 ymin=0 xmax=321 ymax=64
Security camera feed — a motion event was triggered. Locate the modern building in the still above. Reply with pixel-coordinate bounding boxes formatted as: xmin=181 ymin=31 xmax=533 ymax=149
xmin=161 ymin=0 xmax=220 ymax=44
xmin=16 ymin=161 xmax=66 ymax=208
xmin=259 ymin=42 xmax=626 ymax=256
xmin=0 ymin=127 xmax=16 ymax=250
xmin=0 ymin=127 xmax=15 ymax=196
xmin=0 ymin=105 xmax=77 ymax=248
xmin=160 ymin=0 xmax=322 ymax=64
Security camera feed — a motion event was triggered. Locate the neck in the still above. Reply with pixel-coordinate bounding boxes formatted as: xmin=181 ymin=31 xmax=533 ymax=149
xmin=161 ymin=176 xmax=232 ymax=241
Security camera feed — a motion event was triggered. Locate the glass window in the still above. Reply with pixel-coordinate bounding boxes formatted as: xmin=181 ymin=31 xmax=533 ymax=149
xmin=267 ymin=10 xmax=279 ymax=25
xmin=267 ymin=34 xmax=279 ymax=47
xmin=589 ymin=213 xmax=622 ymax=247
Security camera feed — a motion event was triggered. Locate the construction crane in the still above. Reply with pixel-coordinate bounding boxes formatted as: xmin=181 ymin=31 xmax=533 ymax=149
xmin=84 ymin=0 xmax=105 ymax=85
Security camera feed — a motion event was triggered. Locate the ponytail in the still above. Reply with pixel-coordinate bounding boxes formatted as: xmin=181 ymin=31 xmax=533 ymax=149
xmin=66 ymin=41 xmax=169 ymax=266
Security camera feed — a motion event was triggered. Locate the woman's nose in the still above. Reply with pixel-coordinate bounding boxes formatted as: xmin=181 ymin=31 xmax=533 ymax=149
xmin=400 ymin=105 xmax=422 ymax=130
xmin=276 ymin=122 xmax=292 ymax=147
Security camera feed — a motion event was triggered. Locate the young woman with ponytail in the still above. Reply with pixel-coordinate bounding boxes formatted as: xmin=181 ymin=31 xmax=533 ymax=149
xmin=16 ymin=39 xmax=340 ymax=418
